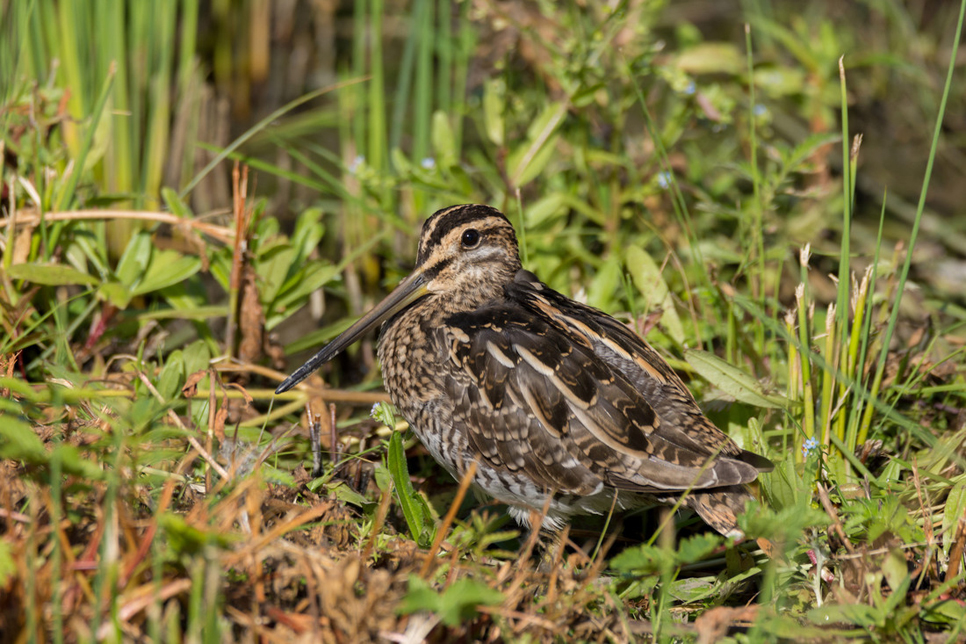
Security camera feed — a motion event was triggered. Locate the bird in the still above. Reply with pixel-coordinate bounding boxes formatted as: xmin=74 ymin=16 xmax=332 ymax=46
xmin=276 ymin=204 xmax=773 ymax=539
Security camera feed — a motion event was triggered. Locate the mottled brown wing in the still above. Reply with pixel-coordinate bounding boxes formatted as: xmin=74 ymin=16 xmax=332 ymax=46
xmin=438 ymin=279 xmax=767 ymax=496
xmin=509 ymin=271 xmax=773 ymax=475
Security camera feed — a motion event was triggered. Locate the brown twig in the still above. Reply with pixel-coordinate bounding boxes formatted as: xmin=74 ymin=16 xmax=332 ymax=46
xmin=815 ymin=482 xmax=855 ymax=554
xmin=948 ymin=517 xmax=966 ymax=580
xmin=363 ymin=484 xmax=394 ymax=562
xmin=0 ymin=209 xmax=234 ymax=242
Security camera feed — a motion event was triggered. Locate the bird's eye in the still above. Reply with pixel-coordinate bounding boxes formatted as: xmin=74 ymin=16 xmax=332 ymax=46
xmin=461 ymin=229 xmax=481 ymax=249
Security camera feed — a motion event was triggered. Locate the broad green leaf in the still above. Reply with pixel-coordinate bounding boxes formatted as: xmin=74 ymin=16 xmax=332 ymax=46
xmin=159 ymin=513 xmax=234 ymax=555
xmin=524 ymin=193 xmax=567 ymax=227
xmin=942 ymin=480 xmax=966 ymax=557
xmin=162 ymin=187 xmax=193 ymax=218
xmin=98 ymin=281 xmax=133 ymax=308
xmin=387 ymin=430 xmax=434 ymax=547
xmin=52 ymin=444 xmax=104 ymax=481
xmin=684 ymin=349 xmax=786 ymax=408
xmin=329 ymin=481 xmax=374 ymax=509
xmin=133 ymin=252 xmax=202 ymax=295
xmin=880 ymin=548 xmax=908 ymax=597
xmin=398 ymin=575 xmax=442 ymax=616
xmin=0 ymin=417 xmax=48 ymax=463
xmin=399 ymin=576 xmax=504 ymax=627
xmin=482 ymin=78 xmax=505 ymax=146
xmin=158 ymin=351 xmax=185 ymax=400
xmin=609 ymin=544 xmax=667 ymax=575
xmin=586 ymin=255 xmax=622 ymax=312
xmin=115 ymin=231 xmax=153 ymax=288
xmin=391 ymin=148 xmax=413 ymax=173
xmin=626 ymin=245 xmax=685 ymax=344
xmin=291 ymin=208 xmax=325 ymax=263
xmin=6 ymin=263 xmax=97 ymax=286
xmin=431 ymin=111 xmax=457 ymax=167
xmin=508 ymin=132 xmax=560 ymax=187
xmin=182 ymin=340 xmax=211 ymax=375
xmin=507 ymin=102 xmax=566 ymax=186
xmin=677 ymin=533 xmax=722 ymax=564
xmin=435 ymin=578 xmax=504 ymax=627
xmin=674 ymin=42 xmax=743 ymax=75
xmin=256 ymin=242 xmax=297 ymax=304
xmin=269 ymin=262 xmax=340 ymax=328
xmin=0 ymin=540 xmax=15 ymax=587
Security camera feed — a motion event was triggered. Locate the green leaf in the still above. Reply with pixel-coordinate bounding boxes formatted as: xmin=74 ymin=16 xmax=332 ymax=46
xmin=52 ymin=443 xmax=104 ymax=481
xmin=98 ymin=281 xmax=133 ymax=308
xmin=436 ymin=578 xmax=504 ymax=627
xmin=431 ymin=111 xmax=457 ymax=168
xmin=0 ymin=418 xmax=104 ymax=480
xmin=6 ymin=263 xmax=97 ymax=286
xmin=609 ymin=543 xmax=667 ymax=575
xmin=371 ymin=402 xmax=398 ymax=427
xmin=586 ymin=255 xmax=622 ymax=311
xmin=626 ymin=245 xmax=685 ymax=344
xmin=290 ymin=208 xmax=325 ymax=264
xmin=398 ymin=575 xmax=442 ymax=616
xmin=387 ymin=430 xmax=435 ymax=547
xmin=0 ymin=539 xmax=16 ymax=587
xmin=268 ymin=262 xmax=340 ymax=330
xmin=482 ymin=78 xmax=505 ymax=146
xmin=256 ymin=242 xmax=297 ymax=305
xmin=158 ymin=513 xmax=234 ymax=555
xmin=133 ymin=252 xmax=202 ymax=295
xmin=328 ymin=481 xmax=374 ymax=509
xmin=942 ymin=479 xmax=966 ymax=557
xmin=684 ymin=349 xmax=786 ymax=408
xmin=524 ymin=193 xmax=567 ymax=227
xmin=674 ymin=42 xmax=744 ymax=75
xmin=158 ymin=352 xmax=185 ymax=401
xmin=808 ymin=603 xmax=881 ymax=628
xmin=115 ymin=231 xmax=153 ymax=288
xmin=398 ymin=576 xmax=504 ymax=627
xmin=0 ymin=417 xmax=48 ymax=463
xmin=162 ymin=187 xmax=193 ymax=218
xmin=507 ymin=102 xmax=566 ymax=186
xmin=676 ymin=533 xmax=722 ymax=564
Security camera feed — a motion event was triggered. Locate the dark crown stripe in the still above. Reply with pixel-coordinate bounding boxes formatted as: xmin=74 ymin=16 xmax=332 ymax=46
xmin=419 ymin=205 xmax=508 ymax=262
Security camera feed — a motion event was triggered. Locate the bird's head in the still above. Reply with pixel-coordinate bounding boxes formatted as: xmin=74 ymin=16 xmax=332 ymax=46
xmin=275 ymin=204 xmax=522 ymax=393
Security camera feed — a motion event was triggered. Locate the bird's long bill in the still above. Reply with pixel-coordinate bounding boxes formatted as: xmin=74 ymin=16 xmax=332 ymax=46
xmin=274 ymin=270 xmax=430 ymax=394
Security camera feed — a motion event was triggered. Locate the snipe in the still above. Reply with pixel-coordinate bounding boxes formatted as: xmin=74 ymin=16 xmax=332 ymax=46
xmin=277 ymin=205 xmax=772 ymax=538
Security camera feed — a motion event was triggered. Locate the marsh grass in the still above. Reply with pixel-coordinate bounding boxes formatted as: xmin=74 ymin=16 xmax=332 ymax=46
xmin=2 ymin=0 xmax=966 ymax=641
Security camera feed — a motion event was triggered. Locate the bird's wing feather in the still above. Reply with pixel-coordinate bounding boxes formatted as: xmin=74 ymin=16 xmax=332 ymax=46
xmin=439 ymin=283 xmax=766 ymax=495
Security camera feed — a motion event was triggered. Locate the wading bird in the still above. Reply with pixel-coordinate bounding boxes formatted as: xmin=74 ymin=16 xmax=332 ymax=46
xmin=277 ymin=205 xmax=772 ymax=538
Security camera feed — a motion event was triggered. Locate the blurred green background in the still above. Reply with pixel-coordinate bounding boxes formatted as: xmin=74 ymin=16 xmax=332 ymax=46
xmin=2 ymin=1 xmax=966 ymax=640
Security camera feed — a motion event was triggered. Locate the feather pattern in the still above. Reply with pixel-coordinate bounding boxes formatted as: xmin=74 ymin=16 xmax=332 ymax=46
xmin=281 ymin=204 xmax=773 ymax=538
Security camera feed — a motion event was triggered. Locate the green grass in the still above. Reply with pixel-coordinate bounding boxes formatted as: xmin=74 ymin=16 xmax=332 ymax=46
xmin=2 ymin=0 xmax=966 ymax=641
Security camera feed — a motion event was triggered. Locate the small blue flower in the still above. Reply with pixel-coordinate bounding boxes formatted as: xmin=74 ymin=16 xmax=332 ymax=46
xmin=802 ymin=437 xmax=818 ymax=457
xmin=349 ymin=155 xmax=365 ymax=174
xmin=684 ymin=81 xmax=696 ymax=95
xmin=420 ymin=157 xmax=436 ymax=170
xmin=371 ymin=402 xmax=380 ymax=418
xmin=656 ymin=171 xmax=672 ymax=189
xmin=753 ymin=103 xmax=767 ymax=117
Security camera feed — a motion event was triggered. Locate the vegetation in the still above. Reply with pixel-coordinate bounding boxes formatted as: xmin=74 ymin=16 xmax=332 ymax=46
xmin=1 ymin=0 xmax=965 ymax=640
